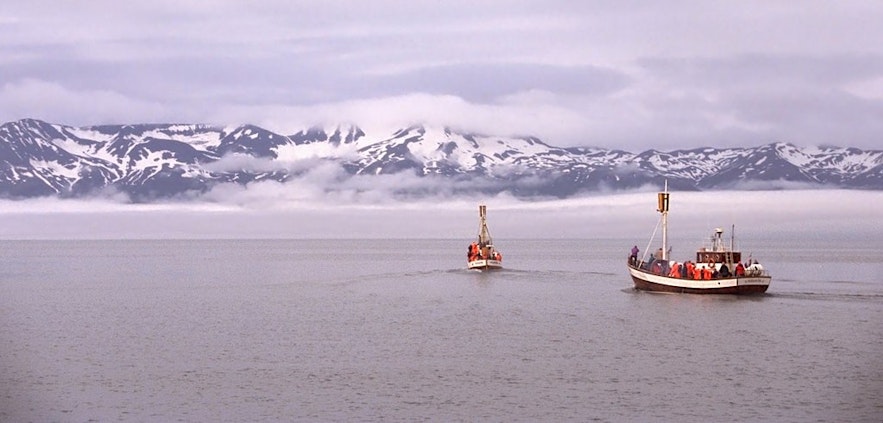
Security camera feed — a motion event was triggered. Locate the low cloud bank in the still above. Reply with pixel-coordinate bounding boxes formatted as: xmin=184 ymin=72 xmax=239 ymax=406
xmin=192 ymin=161 xmax=567 ymax=207
xmin=0 ymin=189 xmax=880 ymax=242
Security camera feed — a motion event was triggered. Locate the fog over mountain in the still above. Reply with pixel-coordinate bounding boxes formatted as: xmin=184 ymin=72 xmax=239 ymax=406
xmin=1 ymin=119 xmax=881 ymax=203
xmin=0 ymin=189 xmax=880 ymax=242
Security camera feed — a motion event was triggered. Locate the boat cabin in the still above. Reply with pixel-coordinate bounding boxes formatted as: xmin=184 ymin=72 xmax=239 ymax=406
xmin=696 ymin=250 xmax=741 ymax=264
xmin=695 ymin=228 xmax=741 ymax=264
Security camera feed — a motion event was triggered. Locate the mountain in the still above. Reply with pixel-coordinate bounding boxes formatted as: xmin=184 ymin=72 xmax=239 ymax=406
xmin=1 ymin=118 xmax=881 ymax=201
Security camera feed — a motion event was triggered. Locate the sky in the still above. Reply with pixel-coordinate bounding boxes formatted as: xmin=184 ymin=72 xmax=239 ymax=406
xmin=1 ymin=0 xmax=882 ymax=151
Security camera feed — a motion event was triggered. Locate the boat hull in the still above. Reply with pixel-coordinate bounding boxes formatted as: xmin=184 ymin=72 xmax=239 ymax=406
xmin=628 ymin=265 xmax=770 ymax=295
xmin=468 ymin=259 xmax=503 ymax=270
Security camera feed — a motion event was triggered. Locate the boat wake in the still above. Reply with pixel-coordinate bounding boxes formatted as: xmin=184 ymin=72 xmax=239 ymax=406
xmin=765 ymin=291 xmax=883 ymax=304
xmin=330 ymin=268 xmax=616 ymax=287
xmin=619 ymin=287 xmax=768 ymax=300
xmin=462 ymin=268 xmax=617 ymax=282
xmin=620 ymin=284 xmax=883 ymax=304
xmin=327 ymin=269 xmax=454 ymax=287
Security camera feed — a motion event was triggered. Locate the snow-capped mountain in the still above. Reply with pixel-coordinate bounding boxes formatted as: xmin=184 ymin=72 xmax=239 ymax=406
xmin=1 ymin=118 xmax=881 ymax=201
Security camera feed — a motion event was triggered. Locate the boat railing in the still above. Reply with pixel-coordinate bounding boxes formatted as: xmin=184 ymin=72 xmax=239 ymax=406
xmin=743 ymin=264 xmax=767 ymax=277
xmin=629 ymin=257 xmax=769 ymax=280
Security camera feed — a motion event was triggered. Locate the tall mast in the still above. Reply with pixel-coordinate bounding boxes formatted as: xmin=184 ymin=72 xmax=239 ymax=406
xmin=657 ymin=181 xmax=670 ymax=261
xmin=478 ymin=205 xmax=493 ymax=246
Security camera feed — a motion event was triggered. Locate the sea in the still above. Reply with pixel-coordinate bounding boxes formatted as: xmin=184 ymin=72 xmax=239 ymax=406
xmin=0 ymin=237 xmax=881 ymax=422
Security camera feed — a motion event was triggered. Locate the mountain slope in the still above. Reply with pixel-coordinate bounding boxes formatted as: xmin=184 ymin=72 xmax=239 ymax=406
xmin=0 ymin=118 xmax=881 ymax=200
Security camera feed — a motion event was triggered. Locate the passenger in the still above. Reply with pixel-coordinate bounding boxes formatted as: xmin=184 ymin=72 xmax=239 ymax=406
xmin=692 ymin=265 xmax=702 ymax=280
xmin=719 ymin=263 xmax=730 ymax=277
xmin=668 ymin=262 xmax=681 ymax=278
xmin=735 ymin=262 xmax=745 ymax=277
xmin=746 ymin=260 xmax=761 ymax=276
xmin=685 ymin=261 xmax=696 ymax=279
xmin=702 ymin=267 xmax=712 ymax=280
xmin=680 ymin=261 xmax=689 ymax=278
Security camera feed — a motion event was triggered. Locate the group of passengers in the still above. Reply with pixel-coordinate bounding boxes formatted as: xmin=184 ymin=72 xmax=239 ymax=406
xmin=651 ymin=259 xmax=740 ymax=280
xmin=629 ymin=245 xmax=756 ymax=279
xmin=468 ymin=242 xmax=502 ymax=262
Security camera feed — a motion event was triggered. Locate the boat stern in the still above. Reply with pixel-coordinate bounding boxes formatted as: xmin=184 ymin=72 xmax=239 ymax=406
xmin=468 ymin=259 xmax=503 ymax=270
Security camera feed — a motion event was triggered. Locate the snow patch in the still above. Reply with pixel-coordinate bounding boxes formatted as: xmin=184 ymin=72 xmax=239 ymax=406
xmin=30 ymin=159 xmax=79 ymax=179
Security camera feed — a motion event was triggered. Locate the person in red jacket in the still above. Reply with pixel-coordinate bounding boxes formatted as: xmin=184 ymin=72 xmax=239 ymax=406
xmin=668 ymin=262 xmax=681 ymax=278
xmin=685 ymin=261 xmax=696 ymax=279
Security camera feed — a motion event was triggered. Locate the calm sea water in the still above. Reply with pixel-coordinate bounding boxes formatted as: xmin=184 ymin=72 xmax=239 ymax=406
xmin=0 ymin=238 xmax=881 ymax=422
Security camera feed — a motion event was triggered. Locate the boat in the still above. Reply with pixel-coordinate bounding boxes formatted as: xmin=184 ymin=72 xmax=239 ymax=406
xmin=467 ymin=205 xmax=503 ymax=270
xmin=627 ymin=183 xmax=771 ymax=294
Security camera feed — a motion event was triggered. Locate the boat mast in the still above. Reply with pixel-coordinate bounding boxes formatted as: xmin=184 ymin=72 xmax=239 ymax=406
xmin=478 ymin=205 xmax=493 ymax=246
xmin=730 ymin=224 xmax=736 ymax=266
xmin=658 ymin=181 xmax=670 ymax=261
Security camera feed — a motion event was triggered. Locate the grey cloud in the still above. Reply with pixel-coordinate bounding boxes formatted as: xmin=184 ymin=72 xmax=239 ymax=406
xmin=361 ymin=63 xmax=631 ymax=103
xmin=639 ymin=55 xmax=883 ymax=89
xmin=630 ymin=55 xmax=883 ymax=148
xmin=2 ymin=1 xmax=883 ymax=150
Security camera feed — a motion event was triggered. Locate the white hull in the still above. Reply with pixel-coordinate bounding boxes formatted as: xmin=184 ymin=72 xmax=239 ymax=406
xmin=628 ymin=265 xmax=770 ymax=294
xmin=468 ymin=259 xmax=503 ymax=270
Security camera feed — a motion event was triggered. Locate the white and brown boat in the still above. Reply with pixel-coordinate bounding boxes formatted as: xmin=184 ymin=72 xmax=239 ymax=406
xmin=627 ymin=185 xmax=771 ymax=294
xmin=467 ymin=205 xmax=503 ymax=271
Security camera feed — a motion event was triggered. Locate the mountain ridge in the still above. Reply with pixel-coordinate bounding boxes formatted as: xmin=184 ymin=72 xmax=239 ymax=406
xmin=1 ymin=118 xmax=881 ymax=201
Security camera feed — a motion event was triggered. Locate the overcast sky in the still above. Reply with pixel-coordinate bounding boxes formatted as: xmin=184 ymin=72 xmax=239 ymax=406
xmin=1 ymin=1 xmax=882 ymax=151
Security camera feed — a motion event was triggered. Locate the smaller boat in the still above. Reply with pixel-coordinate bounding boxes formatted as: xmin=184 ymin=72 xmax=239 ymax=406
xmin=467 ymin=205 xmax=503 ymax=270
xmin=627 ymin=183 xmax=771 ymax=294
